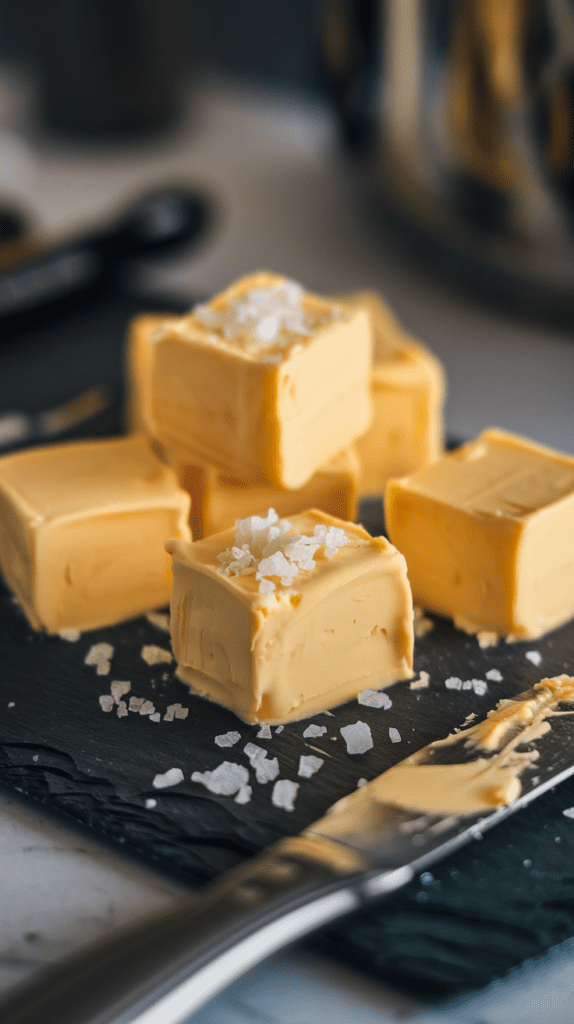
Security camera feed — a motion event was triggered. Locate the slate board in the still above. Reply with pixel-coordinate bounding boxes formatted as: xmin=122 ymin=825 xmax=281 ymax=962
xmin=2 ymin=291 xmax=574 ymax=998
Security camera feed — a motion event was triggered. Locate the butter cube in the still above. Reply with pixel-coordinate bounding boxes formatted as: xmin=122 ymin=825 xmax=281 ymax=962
xmin=0 ymin=435 xmax=191 ymax=633
xmin=148 ymin=273 xmax=373 ymax=489
xmin=343 ymin=292 xmax=445 ymax=496
xmin=125 ymin=312 xmax=163 ymax=434
xmin=166 ymin=509 xmax=413 ymax=724
xmin=385 ymin=429 xmax=574 ymax=639
xmin=170 ymin=446 xmax=359 ymax=538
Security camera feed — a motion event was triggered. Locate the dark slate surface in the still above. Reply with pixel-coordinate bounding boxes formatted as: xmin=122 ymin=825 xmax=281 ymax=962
xmin=1 ymin=291 xmax=574 ymax=996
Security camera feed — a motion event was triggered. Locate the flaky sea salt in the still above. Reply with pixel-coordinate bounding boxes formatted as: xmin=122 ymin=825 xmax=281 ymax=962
xmin=563 ymin=807 xmax=574 ymax=819
xmin=271 ymin=779 xmax=300 ymax=811
xmin=192 ymin=279 xmax=315 ymax=356
xmin=445 ymin=676 xmax=463 ymax=690
xmin=145 ymin=798 xmax=157 ymax=809
xmin=486 ymin=668 xmax=503 ymax=682
xmin=244 ymin=743 xmax=279 ymax=784
xmin=164 ymin=703 xmax=188 ymax=722
xmin=191 ymin=762 xmax=251 ymax=803
xmin=146 ymin=611 xmax=170 ymax=632
xmin=98 ymin=695 xmax=114 ymax=713
xmin=153 ymin=767 xmax=184 ymax=789
xmin=85 ymin=643 xmax=114 ymax=675
xmin=472 ymin=679 xmax=488 ymax=696
xmin=141 ymin=644 xmax=172 ymax=666
xmin=116 ymin=701 xmax=128 ymax=718
xmin=110 ymin=680 xmax=131 ymax=703
xmin=59 ymin=628 xmax=81 ymax=642
xmin=526 ymin=650 xmax=542 ymax=666
xmin=149 ymin=713 xmax=161 ymax=723
xmin=389 ymin=727 xmax=402 ymax=743
xmin=358 ymin=689 xmax=392 ymax=709
xmin=410 ymin=671 xmax=430 ymax=690
xmin=257 ymin=724 xmax=272 ymax=739
xmin=215 ymin=731 xmax=241 ymax=748
xmin=303 ymin=724 xmax=327 ymax=738
xmin=129 ymin=696 xmax=145 ymax=712
xmin=357 ymin=778 xmax=367 ymax=788
xmin=298 ymin=755 xmax=324 ymax=778
xmin=340 ymin=721 xmax=373 ymax=755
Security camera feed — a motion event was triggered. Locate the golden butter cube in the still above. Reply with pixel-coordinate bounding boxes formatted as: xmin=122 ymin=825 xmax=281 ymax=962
xmin=166 ymin=509 xmax=413 ymax=724
xmin=169 ymin=446 xmax=359 ymax=539
xmin=385 ymin=429 xmax=574 ymax=639
xmin=125 ymin=312 xmax=163 ymax=435
xmin=148 ymin=272 xmax=373 ymax=489
xmin=0 ymin=435 xmax=191 ymax=633
xmin=343 ymin=292 xmax=446 ymax=497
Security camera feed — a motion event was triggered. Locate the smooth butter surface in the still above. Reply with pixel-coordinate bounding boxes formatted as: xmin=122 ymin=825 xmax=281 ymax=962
xmin=167 ymin=509 xmax=413 ymax=724
xmin=0 ymin=434 xmax=191 ymax=633
xmin=385 ymin=428 xmax=574 ymax=638
xmin=342 ymin=292 xmax=446 ymax=496
xmin=149 ymin=272 xmax=373 ymax=489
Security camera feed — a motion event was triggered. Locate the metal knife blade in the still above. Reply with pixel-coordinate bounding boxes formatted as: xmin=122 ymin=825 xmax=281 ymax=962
xmin=2 ymin=676 xmax=573 ymax=1024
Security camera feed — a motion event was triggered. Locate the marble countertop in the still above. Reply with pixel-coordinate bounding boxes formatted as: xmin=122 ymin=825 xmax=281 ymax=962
xmin=0 ymin=69 xmax=573 ymax=1023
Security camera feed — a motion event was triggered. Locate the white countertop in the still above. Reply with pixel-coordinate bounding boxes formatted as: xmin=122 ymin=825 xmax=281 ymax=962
xmin=0 ymin=69 xmax=574 ymax=1023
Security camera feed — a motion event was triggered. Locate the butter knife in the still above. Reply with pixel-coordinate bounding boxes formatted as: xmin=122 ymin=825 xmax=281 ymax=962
xmin=2 ymin=676 xmax=573 ymax=1024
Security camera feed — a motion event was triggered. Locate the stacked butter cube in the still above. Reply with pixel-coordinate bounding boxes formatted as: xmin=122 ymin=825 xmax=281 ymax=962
xmin=127 ymin=271 xmax=446 ymax=535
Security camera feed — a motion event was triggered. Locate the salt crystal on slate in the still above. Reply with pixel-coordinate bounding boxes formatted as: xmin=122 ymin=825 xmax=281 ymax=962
xmin=410 ymin=671 xmax=430 ymax=690
xmin=129 ymin=696 xmax=145 ymax=712
xmin=340 ymin=721 xmax=373 ymax=754
xmin=389 ymin=727 xmax=401 ymax=743
xmin=275 ymin=725 xmax=284 ymax=733
xmin=164 ymin=703 xmax=187 ymax=722
xmin=153 ymin=767 xmax=184 ymax=789
xmin=563 ymin=807 xmax=574 ymax=819
xmin=526 ymin=650 xmax=542 ymax=666
xmin=116 ymin=701 xmax=128 ymax=718
xmin=472 ymin=679 xmax=488 ymax=695
xmin=149 ymin=713 xmax=161 ymax=723
xmin=139 ymin=700 xmax=155 ymax=716
xmin=191 ymin=762 xmax=250 ymax=800
xmin=145 ymin=799 xmax=157 ymax=809
xmin=445 ymin=676 xmax=462 ymax=690
xmin=98 ymin=695 xmax=114 ymax=713
xmin=486 ymin=668 xmax=503 ymax=681
xmin=357 ymin=778 xmax=367 ymax=787
xmin=257 ymin=724 xmax=272 ymax=739
xmin=244 ymin=743 xmax=279 ymax=783
xmin=303 ymin=724 xmax=327 ymax=738
xmin=358 ymin=689 xmax=392 ymax=709
xmin=110 ymin=680 xmax=131 ymax=702
xmin=215 ymin=731 xmax=241 ymax=748
xmin=272 ymin=779 xmax=299 ymax=811
xmin=298 ymin=755 xmax=324 ymax=778
xmin=235 ymin=785 xmax=252 ymax=805
xmin=146 ymin=611 xmax=170 ymax=632
xmin=85 ymin=643 xmax=114 ymax=675
xmin=141 ymin=644 xmax=172 ymax=666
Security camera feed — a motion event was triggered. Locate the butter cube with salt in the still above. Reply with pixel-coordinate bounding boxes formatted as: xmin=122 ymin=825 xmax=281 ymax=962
xmin=343 ymin=292 xmax=446 ymax=497
xmin=166 ymin=508 xmax=413 ymax=724
xmin=385 ymin=428 xmax=574 ymax=639
xmin=0 ymin=434 xmax=191 ymax=633
xmin=148 ymin=272 xmax=373 ymax=489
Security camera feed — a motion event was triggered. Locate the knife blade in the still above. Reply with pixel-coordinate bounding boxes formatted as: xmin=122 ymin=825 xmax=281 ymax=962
xmin=2 ymin=675 xmax=573 ymax=1024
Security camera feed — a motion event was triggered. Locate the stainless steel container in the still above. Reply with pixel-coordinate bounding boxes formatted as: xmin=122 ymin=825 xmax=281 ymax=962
xmin=321 ymin=0 xmax=574 ymax=316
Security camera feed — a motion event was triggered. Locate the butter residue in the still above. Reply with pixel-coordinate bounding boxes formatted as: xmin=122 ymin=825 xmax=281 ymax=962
xmin=345 ymin=675 xmax=574 ymax=815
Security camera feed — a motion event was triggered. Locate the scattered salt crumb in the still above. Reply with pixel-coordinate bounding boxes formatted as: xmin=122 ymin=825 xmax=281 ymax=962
xmin=164 ymin=703 xmax=188 ymax=722
xmin=192 ymin=761 xmax=250 ymax=802
xmin=486 ymin=668 xmax=503 ymax=682
xmin=445 ymin=676 xmax=487 ymax=695
xmin=472 ymin=679 xmax=488 ymax=696
xmin=462 ymin=680 xmax=472 ymax=690
xmin=110 ymin=681 xmax=131 ymax=703
xmin=7 ymin=702 xmax=14 ymax=708
xmin=59 ymin=628 xmax=81 ymax=642
xmin=298 ymin=755 xmax=324 ymax=778
xmin=244 ymin=743 xmax=280 ymax=783
xmin=523 ymin=858 xmax=532 ymax=867
xmin=32 ymin=755 xmax=38 ymax=762
xmin=477 ymin=631 xmax=498 ymax=649
xmin=98 ymin=695 xmax=114 ymax=713
xmin=272 ymin=779 xmax=300 ymax=812
xmin=563 ymin=807 xmax=574 ymax=819
xmin=389 ymin=727 xmax=402 ymax=743
xmin=413 ymin=606 xmax=434 ymax=639
xmin=257 ymin=724 xmax=272 ymax=739
xmin=149 ymin=713 xmax=161 ymax=723
xmin=275 ymin=725 xmax=284 ymax=734
xmin=146 ymin=611 xmax=170 ymax=632
xmin=129 ymin=696 xmax=145 ymax=712
xmin=145 ymin=798 xmax=157 ymax=809
xmin=85 ymin=643 xmax=114 ymax=675
xmin=357 ymin=778 xmax=367 ymax=788
xmin=445 ymin=676 xmax=463 ymax=690
xmin=358 ymin=689 xmax=392 ymax=709
xmin=215 ymin=731 xmax=241 ymax=748
xmin=303 ymin=724 xmax=327 ymax=738
xmin=139 ymin=700 xmax=155 ymax=716
xmin=420 ymin=871 xmax=434 ymax=885
xmin=116 ymin=701 xmax=128 ymax=718
xmin=141 ymin=644 xmax=172 ymax=666
xmin=526 ymin=650 xmax=542 ymax=666
xmin=340 ymin=721 xmax=373 ymax=755
xmin=410 ymin=671 xmax=430 ymax=690
xmin=153 ymin=767 xmax=184 ymax=789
